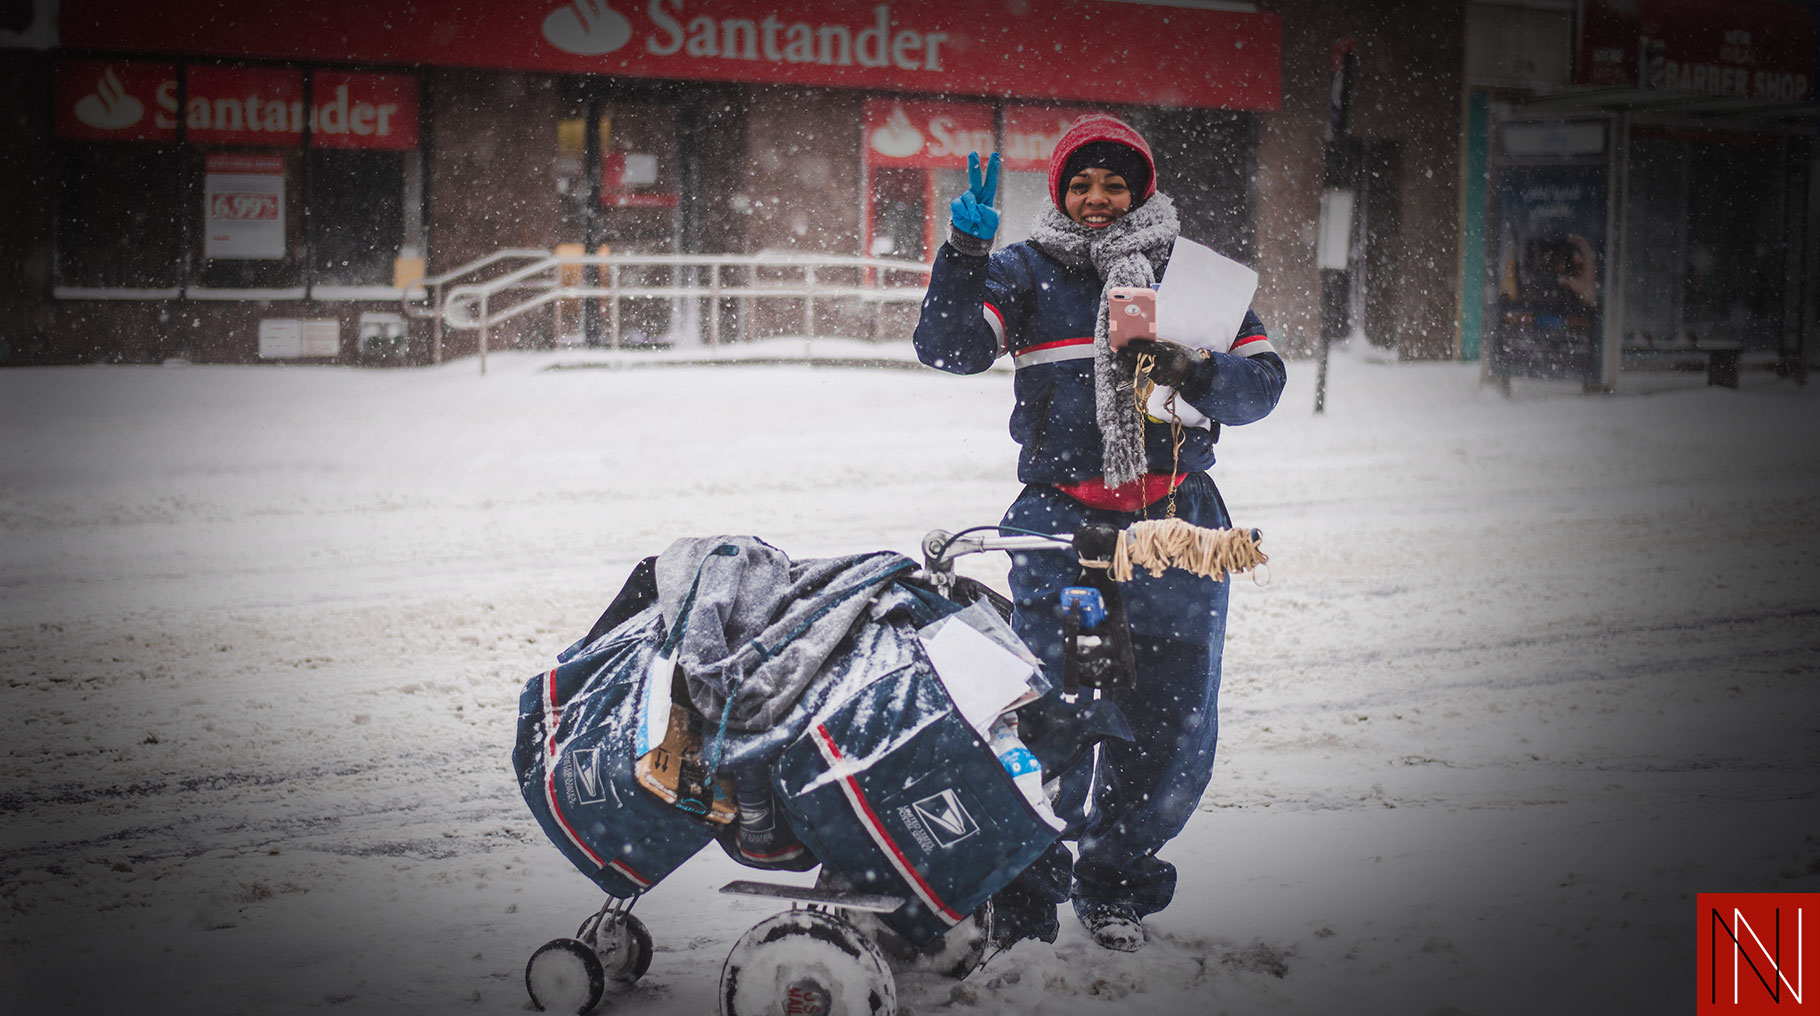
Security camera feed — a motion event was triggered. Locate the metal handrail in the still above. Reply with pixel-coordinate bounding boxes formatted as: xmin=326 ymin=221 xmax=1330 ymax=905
xmin=433 ymin=250 xmax=932 ymax=374
xmin=399 ymin=248 xmax=552 ymax=364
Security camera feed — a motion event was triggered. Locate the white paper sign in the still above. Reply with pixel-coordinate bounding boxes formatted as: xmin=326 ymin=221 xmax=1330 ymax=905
xmin=1155 ymin=237 xmax=1257 ymax=355
xmin=204 ymin=154 xmax=286 ymax=260
xmin=1149 ymin=238 xmax=1260 ymax=428
xmin=257 ymin=319 xmax=301 ymax=359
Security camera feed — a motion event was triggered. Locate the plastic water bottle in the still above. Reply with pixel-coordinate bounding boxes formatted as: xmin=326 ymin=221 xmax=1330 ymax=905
xmin=988 ymin=715 xmax=1064 ymax=831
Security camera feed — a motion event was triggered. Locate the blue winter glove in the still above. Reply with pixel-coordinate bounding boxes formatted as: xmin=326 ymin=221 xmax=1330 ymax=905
xmin=949 ymin=151 xmax=1001 ymax=242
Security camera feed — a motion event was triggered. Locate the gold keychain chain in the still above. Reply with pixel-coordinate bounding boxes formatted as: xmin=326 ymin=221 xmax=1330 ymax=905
xmin=1131 ymin=353 xmax=1186 ymax=519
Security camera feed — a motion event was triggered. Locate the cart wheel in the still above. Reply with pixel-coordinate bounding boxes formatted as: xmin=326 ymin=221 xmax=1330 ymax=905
xmin=719 ymin=909 xmax=896 ymax=1016
xmin=845 ymin=899 xmax=993 ymax=980
xmin=587 ymin=912 xmax=654 ymax=983
xmin=810 ymin=867 xmax=990 ymax=980
xmin=526 ymin=938 xmax=605 ymax=1014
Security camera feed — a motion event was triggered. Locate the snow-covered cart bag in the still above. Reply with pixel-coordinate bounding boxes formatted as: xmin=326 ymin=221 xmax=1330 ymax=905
xmin=773 ymin=651 xmax=1063 ymax=947
xmin=512 ymin=595 xmax=715 ymax=899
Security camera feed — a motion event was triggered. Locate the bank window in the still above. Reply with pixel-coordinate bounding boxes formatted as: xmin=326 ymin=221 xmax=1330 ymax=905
xmin=52 ymin=142 xmax=185 ymax=294
xmin=868 ymin=167 xmax=930 ymax=260
xmin=306 ymin=70 xmax=422 ymax=296
xmin=307 ymin=148 xmax=409 ymax=291
xmin=49 ymin=59 xmax=420 ymax=301
xmin=188 ymin=147 xmax=306 ymax=296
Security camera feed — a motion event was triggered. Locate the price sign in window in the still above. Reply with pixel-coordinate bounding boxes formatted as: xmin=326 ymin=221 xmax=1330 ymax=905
xmin=203 ymin=152 xmax=287 ymax=259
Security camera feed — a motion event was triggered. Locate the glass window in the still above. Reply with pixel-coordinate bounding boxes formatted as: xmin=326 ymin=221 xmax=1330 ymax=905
xmin=52 ymin=142 xmax=184 ymax=292
xmin=994 ymin=170 xmax=1052 ymax=248
xmin=188 ymin=147 xmax=304 ymax=293
xmin=869 ymin=167 xmax=927 ymax=260
xmin=306 ymin=148 xmax=406 ymax=286
xmin=50 ymin=62 xmax=419 ymax=301
xmin=1622 ymin=130 xmax=1790 ymax=349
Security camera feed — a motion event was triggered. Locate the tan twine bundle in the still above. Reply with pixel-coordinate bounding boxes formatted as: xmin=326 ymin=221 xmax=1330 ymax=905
xmin=1109 ymin=517 xmax=1268 ymax=582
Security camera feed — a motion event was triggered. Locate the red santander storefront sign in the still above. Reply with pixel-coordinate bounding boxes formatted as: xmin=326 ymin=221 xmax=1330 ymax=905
xmin=1001 ymin=105 xmax=1098 ymax=172
xmin=53 ymin=60 xmax=420 ymax=148
xmin=863 ymin=99 xmax=992 ymax=169
xmin=59 ymin=0 xmax=1281 ymax=111
xmin=861 ymin=100 xmax=1154 ymax=172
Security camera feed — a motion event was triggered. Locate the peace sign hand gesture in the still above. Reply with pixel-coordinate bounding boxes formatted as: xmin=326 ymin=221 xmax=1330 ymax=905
xmin=950 ymin=151 xmax=1001 ymax=242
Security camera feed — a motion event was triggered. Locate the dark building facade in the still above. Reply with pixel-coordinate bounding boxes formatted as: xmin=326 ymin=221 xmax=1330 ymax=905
xmin=3 ymin=0 xmax=1810 ymax=374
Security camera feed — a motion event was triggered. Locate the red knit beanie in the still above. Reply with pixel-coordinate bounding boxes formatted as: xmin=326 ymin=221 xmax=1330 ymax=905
xmin=1047 ymin=114 xmax=1157 ymax=212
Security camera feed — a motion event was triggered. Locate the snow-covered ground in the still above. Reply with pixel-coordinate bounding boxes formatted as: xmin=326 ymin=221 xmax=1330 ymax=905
xmin=3 ymin=340 xmax=1816 ymax=1016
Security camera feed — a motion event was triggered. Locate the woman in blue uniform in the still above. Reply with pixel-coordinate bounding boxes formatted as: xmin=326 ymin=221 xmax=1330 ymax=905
xmin=912 ymin=114 xmax=1286 ymax=952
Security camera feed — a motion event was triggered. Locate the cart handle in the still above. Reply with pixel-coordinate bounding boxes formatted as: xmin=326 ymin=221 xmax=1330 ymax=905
xmin=920 ymin=527 xmax=1072 ymax=575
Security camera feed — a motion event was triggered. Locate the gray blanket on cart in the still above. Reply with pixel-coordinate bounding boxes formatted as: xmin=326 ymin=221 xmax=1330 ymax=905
xmin=654 ymin=535 xmax=915 ymax=733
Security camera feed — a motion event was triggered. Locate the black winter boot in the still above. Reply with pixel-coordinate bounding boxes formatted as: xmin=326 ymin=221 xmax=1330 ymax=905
xmin=1077 ymin=901 xmax=1144 ymax=952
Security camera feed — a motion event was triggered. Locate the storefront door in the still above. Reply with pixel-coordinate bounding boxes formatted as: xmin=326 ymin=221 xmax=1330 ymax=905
xmin=556 ymin=89 xmax=685 ymax=345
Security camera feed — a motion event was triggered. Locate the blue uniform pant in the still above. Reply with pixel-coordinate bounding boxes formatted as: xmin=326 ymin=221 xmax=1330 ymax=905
xmin=999 ymin=473 xmax=1230 ymax=919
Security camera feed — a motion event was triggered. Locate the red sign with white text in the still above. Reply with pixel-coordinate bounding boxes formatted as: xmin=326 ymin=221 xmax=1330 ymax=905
xmin=309 ymin=71 xmax=421 ymax=149
xmin=184 ymin=65 xmax=304 ymax=144
xmin=862 ymin=99 xmax=993 ymax=169
xmin=1697 ymin=893 xmax=1817 ymax=1014
xmin=53 ymin=61 xmax=421 ymax=148
xmin=1001 ymin=105 xmax=1097 ymax=172
xmin=1576 ymin=0 xmax=1815 ymax=101
xmin=53 ymin=59 xmax=178 ymax=141
xmin=58 ymin=0 xmax=1281 ymax=111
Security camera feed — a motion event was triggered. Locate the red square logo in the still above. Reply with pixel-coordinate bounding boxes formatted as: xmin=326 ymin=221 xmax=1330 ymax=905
xmin=1699 ymin=893 xmax=1818 ymax=1013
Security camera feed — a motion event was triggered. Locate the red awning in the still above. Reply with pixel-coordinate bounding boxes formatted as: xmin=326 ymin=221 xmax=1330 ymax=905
xmin=58 ymin=0 xmax=1282 ymax=111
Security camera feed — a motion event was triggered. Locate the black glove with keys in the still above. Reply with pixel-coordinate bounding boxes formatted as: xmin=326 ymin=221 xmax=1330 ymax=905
xmin=1116 ymin=337 xmax=1207 ymax=389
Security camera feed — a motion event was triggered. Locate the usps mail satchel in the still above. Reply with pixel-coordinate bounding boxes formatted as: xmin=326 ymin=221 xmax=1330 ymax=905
xmin=772 ymin=636 xmax=1063 ymax=947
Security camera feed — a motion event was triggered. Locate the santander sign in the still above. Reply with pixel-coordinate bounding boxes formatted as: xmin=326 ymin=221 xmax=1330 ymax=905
xmin=54 ymin=60 xmax=419 ymax=149
xmin=57 ymin=0 xmax=1280 ymax=111
xmin=543 ymin=0 xmax=950 ymax=73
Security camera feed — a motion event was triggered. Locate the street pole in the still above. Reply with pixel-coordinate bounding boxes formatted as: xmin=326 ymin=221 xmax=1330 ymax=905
xmin=1315 ymin=39 xmax=1357 ymax=414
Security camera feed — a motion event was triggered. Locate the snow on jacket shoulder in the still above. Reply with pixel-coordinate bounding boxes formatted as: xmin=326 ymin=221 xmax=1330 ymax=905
xmin=913 ymin=239 xmax=1286 ymax=486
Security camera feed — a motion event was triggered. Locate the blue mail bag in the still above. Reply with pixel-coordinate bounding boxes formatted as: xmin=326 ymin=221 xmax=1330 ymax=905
xmin=772 ymin=643 xmax=1063 ymax=947
xmin=512 ymin=603 xmax=717 ymax=899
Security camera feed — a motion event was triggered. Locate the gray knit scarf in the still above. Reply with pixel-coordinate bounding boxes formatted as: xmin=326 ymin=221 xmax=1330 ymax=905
xmin=1027 ymin=192 xmax=1180 ymax=489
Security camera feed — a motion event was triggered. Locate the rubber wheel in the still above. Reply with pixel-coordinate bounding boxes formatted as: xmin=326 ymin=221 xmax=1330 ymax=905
xmin=588 ymin=913 xmax=654 ymax=983
xmin=811 ymin=868 xmax=990 ymax=980
xmin=526 ymin=938 xmax=605 ymax=1014
xmin=844 ymin=900 xmax=992 ymax=980
xmin=719 ymin=909 xmax=897 ymax=1016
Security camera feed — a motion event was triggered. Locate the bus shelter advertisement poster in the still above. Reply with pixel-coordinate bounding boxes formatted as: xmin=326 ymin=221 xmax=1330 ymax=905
xmin=1488 ymin=165 xmax=1607 ymax=384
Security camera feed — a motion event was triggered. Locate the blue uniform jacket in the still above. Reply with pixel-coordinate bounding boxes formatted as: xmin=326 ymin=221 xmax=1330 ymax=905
xmin=913 ymin=239 xmax=1286 ymax=487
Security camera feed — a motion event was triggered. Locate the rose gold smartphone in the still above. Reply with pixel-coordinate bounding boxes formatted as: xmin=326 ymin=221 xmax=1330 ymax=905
xmin=1107 ymin=287 xmax=1157 ymax=350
